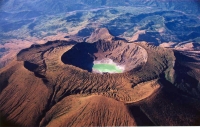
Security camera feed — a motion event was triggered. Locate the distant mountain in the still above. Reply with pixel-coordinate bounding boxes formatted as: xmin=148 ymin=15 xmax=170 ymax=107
xmin=1 ymin=0 xmax=199 ymax=14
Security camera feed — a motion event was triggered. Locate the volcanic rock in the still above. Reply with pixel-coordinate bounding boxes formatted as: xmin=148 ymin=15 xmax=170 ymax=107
xmin=0 ymin=29 xmax=200 ymax=126
xmin=86 ymin=28 xmax=114 ymax=43
xmin=61 ymin=39 xmax=147 ymax=72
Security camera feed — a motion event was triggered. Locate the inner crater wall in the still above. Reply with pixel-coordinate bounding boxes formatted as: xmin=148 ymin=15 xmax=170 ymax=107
xmin=61 ymin=40 xmax=148 ymax=72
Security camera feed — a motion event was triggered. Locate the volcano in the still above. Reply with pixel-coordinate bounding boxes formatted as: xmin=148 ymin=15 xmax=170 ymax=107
xmin=61 ymin=39 xmax=147 ymax=73
xmin=0 ymin=28 xmax=200 ymax=126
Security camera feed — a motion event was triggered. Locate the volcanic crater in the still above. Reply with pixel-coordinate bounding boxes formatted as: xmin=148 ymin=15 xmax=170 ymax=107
xmin=1 ymin=28 xmax=200 ymax=126
xmin=61 ymin=40 xmax=148 ymax=73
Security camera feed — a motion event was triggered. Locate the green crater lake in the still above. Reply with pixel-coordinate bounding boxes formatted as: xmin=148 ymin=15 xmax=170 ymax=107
xmin=92 ymin=64 xmax=123 ymax=73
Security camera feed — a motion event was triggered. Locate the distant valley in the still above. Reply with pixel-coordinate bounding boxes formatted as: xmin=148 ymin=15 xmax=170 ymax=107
xmin=0 ymin=0 xmax=200 ymax=126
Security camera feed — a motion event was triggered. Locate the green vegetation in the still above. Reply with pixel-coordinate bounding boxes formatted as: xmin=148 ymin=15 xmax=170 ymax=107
xmin=1 ymin=5 xmax=200 ymax=44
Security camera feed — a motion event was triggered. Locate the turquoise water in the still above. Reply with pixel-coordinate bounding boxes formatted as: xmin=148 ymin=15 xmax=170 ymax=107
xmin=92 ymin=64 xmax=123 ymax=73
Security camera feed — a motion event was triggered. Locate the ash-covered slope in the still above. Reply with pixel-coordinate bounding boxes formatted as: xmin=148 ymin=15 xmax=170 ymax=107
xmin=0 ymin=29 xmax=200 ymax=126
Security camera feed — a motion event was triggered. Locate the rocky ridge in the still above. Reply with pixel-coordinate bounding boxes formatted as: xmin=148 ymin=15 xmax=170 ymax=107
xmin=0 ymin=28 xmax=200 ymax=126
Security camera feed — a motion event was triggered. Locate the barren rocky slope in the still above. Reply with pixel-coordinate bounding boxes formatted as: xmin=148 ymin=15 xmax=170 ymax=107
xmin=0 ymin=29 xmax=200 ymax=126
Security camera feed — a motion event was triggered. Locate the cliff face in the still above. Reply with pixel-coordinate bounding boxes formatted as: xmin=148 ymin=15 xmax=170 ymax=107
xmin=0 ymin=29 xmax=200 ymax=126
xmin=61 ymin=39 xmax=147 ymax=72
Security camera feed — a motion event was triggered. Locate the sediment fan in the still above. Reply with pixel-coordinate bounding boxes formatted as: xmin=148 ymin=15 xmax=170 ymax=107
xmin=0 ymin=28 xmax=200 ymax=126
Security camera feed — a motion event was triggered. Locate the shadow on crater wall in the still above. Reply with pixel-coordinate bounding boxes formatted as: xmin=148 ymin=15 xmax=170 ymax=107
xmin=61 ymin=40 xmax=148 ymax=73
xmin=61 ymin=42 xmax=98 ymax=72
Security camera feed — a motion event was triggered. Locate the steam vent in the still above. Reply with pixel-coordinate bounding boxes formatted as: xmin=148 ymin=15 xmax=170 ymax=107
xmin=61 ymin=40 xmax=148 ymax=73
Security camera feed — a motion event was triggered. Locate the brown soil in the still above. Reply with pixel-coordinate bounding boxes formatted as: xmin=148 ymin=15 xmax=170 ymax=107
xmin=61 ymin=39 xmax=147 ymax=72
xmin=0 ymin=28 xmax=200 ymax=126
